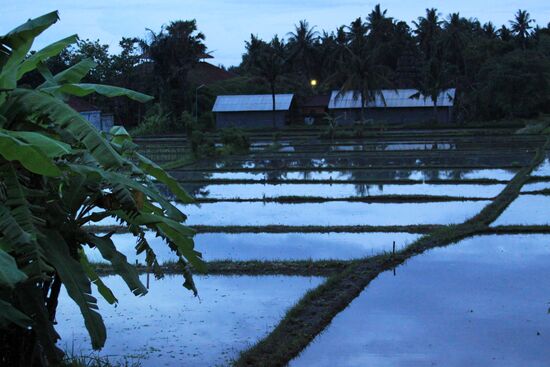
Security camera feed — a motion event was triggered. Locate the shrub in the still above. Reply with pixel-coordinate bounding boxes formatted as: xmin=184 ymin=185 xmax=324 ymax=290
xmin=190 ymin=130 xmax=217 ymax=157
xmin=130 ymin=109 xmax=174 ymax=136
xmin=198 ymin=111 xmax=216 ymax=131
xmin=220 ymin=128 xmax=250 ymax=154
xmin=181 ymin=111 xmax=196 ymax=135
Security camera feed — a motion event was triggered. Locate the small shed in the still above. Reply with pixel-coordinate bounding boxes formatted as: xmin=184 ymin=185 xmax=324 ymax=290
xmin=212 ymin=94 xmax=294 ymax=129
xmin=298 ymin=95 xmax=330 ymax=125
xmin=67 ymin=98 xmax=114 ymax=132
xmin=328 ymin=89 xmax=456 ymax=124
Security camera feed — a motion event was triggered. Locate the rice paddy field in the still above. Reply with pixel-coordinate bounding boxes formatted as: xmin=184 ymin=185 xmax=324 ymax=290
xmin=61 ymin=128 xmax=550 ymax=366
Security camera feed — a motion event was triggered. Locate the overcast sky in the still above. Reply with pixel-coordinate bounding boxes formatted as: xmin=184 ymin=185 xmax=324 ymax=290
xmin=3 ymin=0 xmax=550 ymax=67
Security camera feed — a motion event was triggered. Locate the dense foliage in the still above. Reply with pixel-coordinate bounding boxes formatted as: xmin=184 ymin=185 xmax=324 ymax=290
xmin=25 ymin=6 xmax=550 ymax=128
xmin=236 ymin=6 xmax=550 ymax=122
xmin=0 ymin=12 xmax=203 ymax=366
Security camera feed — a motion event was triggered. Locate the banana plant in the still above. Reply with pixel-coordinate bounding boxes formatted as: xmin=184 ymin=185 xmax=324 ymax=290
xmin=0 ymin=11 xmax=202 ymax=366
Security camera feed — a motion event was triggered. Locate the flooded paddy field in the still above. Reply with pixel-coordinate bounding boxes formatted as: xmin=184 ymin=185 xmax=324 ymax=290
xmin=56 ymin=275 xmax=324 ymax=367
xmin=492 ymin=195 xmax=550 ymax=226
xmin=290 ymin=235 xmax=550 ymax=367
xmin=181 ymin=201 xmax=490 ymax=226
xmin=187 ymin=182 xmax=505 ymax=199
xmin=172 ymin=167 xmax=517 ymax=182
xmin=87 ymin=232 xmax=421 ymax=263
xmin=76 ymin=131 xmax=550 ymax=366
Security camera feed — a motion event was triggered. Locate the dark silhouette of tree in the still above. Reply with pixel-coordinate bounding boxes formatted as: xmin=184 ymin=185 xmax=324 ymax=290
xmin=414 ymin=8 xmax=443 ymax=59
xmin=287 ymin=20 xmax=319 ymax=82
xmin=334 ymin=46 xmax=391 ymax=123
xmin=41 ymin=7 xmax=550 ymax=127
xmin=499 ymin=25 xmax=513 ymax=41
xmin=139 ymin=20 xmax=207 ymax=119
xmin=510 ymin=9 xmax=535 ymax=49
xmin=483 ymin=22 xmax=498 ymax=39
xmin=248 ymin=36 xmax=288 ymax=128
xmin=411 ymin=55 xmax=451 ymax=122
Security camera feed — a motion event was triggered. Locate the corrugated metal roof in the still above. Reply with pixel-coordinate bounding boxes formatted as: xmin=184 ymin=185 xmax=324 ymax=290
xmin=212 ymin=94 xmax=294 ymax=112
xmin=328 ymin=89 xmax=455 ymax=109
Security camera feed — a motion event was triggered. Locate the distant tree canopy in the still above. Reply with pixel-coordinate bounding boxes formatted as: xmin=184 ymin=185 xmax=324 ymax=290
xmin=23 ymin=6 xmax=550 ymax=127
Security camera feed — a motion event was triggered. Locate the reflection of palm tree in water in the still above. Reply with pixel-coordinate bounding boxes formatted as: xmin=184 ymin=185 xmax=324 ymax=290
xmin=165 ymin=169 xmax=213 ymax=199
xmin=262 ymin=158 xmax=286 ymax=181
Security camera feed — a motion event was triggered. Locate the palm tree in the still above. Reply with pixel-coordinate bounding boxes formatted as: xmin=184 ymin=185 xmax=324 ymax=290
xmin=242 ymin=34 xmax=267 ymax=71
xmin=346 ymin=17 xmax=369 ymax=53
xmin=413 ymin=8 xmax=443 ymax=59
xmin=483 ymin=22 xmax=498 ymax=39
xmin=510 ymin=9 xmax=535 ymax=49
xmin=287 ymin=20 xmax=319 ymax=82
xmin=334 ymin=46 xmax=390 ymax=123
xmin=442 ymin=13 xmax=468 ymax=72
xmin=139 ymin=20 xmax=207 ymax=117
xmin=499 ymin=25 xmax=513 ymax=42
xmin=412 ymin=55 xmax=451 ymax=122
xmin=250 ymin=36 xmax=287 ymax=128
xmin=366 ymin=4 xmax=394 ymax=44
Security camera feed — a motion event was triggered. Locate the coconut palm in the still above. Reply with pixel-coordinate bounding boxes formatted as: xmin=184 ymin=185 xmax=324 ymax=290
xmin=366 ymin=4 xmax=394 ymax=45
xmin=287 ymin=20 xmax=319 ymax=81
xmin=510 ymin=9 xmax=535 ymax=49
xmin=333 ymin=46 xmax=391 ymax=123
xmin=499 ymin=25 xmax=513 ymax=42
xmin=346 ymin=17 xmax=369 ymax=53
xmin=413 ymin=8 xmax=443 ymax=59
xmin=442 ymin=13 xmax=469 ymax=72
xmin=249 ymin=36 xmax=288 ymax=128
xmin=411 ymin=55 xmax=451 ymax=122
xmin=483 ymin=22 xmax=498 ymax=39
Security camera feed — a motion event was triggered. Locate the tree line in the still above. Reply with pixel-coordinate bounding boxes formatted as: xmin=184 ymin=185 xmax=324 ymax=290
xmin=238 ymin=6 xmax=550 ymax=123
xmin=21 ymin=6 xmax=550 ymax=128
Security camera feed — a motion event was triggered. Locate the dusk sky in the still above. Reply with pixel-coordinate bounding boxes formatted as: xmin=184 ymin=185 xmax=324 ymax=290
xmin=4 ymin=1 xmax=550 ymax=67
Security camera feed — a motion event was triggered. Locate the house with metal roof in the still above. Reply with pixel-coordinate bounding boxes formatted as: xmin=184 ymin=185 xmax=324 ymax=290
xmin=212 ymin=94 xmax=294 ymax=129
xmin=328 ymin=89 xmax=456 ymax=124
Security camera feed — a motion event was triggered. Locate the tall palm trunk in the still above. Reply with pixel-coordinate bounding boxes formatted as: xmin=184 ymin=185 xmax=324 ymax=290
xmin=433 ymin=100 xmax=439 ymax=123
xmin=271 ymin=83 xmax=277 ymax=129
xmin=360 ymin=91 xmax=366 ymax=123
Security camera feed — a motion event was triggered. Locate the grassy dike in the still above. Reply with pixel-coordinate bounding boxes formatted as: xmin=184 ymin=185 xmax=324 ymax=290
xmin=194 ymin=194 xmax=490 ymax=204
xmin=233 ymin=138 xmax=549 ymax=367
xmin=85 ymin=224 xmax=442 ymax=234
xmin=93 ymin=259 xmax=353 ymax=277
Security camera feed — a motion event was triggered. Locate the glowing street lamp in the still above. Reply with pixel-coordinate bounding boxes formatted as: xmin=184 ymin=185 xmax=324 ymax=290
xmin=310 ymin=79 xmax=318 ymax=87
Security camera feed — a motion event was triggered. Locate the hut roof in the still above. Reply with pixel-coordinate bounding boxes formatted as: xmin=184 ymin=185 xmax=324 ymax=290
xmin=328 ymin=89 xmax=456 ymax=109
xmin=213 ymin=94 xmax=294 ymax=112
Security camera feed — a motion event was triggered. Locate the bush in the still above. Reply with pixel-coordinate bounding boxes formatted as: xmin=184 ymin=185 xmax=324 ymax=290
xmin=198 ymin=111 xmax=216 ymax=131
xmin=220 ymin=128 xmax=250 ymax=154
xmin=181 ymin=111 xmax=196 ymax=135
xmin=472 ymin=50 xmax=550 ymax=120
xmin=190 ymin=130 xmax=217 ymax=158
xmin=130 ymin=105 xmax=175 ymax=136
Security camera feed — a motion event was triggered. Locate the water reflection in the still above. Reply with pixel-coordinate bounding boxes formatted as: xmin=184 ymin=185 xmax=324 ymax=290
xmin=86 ymin=232 xmax=422 ymax=263
xmin=56 ymin=275 xmax=324 ymax=367
xmin=492 ymin=195 xmax=550 ymax=226
xmin=291 ymin=234 xmax=550 ymax=367
xmin=180 ymin=201 xmax=490 ymax=226
xmin=188 ymin=183 xmax=504 ymax=200
xmin=169 ymin=168 xmax=516 ymax=199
